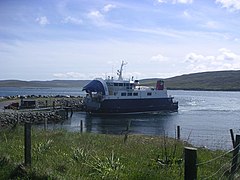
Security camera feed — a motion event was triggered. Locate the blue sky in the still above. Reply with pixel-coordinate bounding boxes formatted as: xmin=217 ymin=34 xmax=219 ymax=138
xmin=0 ymin=0 xmax=240 ymax=80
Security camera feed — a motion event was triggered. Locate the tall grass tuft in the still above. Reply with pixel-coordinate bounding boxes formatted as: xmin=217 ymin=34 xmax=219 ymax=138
xmin=84 ymin=150 xmax=124 ymax=179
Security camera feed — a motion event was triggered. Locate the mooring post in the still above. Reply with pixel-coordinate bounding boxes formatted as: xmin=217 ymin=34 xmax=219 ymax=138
xmin=177 ymin=125 xmax=180 ymax=140
xmin=184 ymin=147 xmax=197 ymax=180
xmin=231 ymin=134 xmax=240 ymax=174
xmin=24 ymin=122 xmax=31 ymax=166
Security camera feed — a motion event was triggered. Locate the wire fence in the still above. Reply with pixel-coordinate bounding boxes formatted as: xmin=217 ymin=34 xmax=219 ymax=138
xmin=183 ymin=129 xmax=240 ymax=179
xmin=197 ymin=147 xmax=237 ymax=179
xmin=175 ymin=126 xmax=239 ymax=151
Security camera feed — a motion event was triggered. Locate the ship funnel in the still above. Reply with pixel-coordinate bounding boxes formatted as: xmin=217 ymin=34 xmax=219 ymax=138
xmin=156 ymin=80 xmax=164 ymax=90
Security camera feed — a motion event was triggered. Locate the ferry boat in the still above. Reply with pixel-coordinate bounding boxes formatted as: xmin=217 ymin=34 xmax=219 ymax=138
xmin=82 ymin=61 xmax=178 ymax=114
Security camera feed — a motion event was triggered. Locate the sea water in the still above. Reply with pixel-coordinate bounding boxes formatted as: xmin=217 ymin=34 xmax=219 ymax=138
xmin=0 ymin=87 xmax=85 ymax=97
xmin=1 ymin=87 xmax=240 ymax=150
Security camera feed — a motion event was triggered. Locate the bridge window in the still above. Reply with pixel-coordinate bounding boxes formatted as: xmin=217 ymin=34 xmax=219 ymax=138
xmin=107 ymin=82 xmax=113 ymax=86
xmin=147 ymin=92 xmax=152 ymax=96
xmin=133 ymin=93 xmax=138 ymax=96
xmin=127 ymin=93 xmax=132 ymax=96
xmin=121 ymin=92 xmax=126 ymax=96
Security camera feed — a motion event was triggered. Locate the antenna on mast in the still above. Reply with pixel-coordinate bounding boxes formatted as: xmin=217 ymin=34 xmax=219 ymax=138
xmin=117 ymin=61 xmax=127 ymax=80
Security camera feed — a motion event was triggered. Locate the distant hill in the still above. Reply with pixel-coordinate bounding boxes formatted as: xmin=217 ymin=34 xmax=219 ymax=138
xmin=0 ymin=80 xmax=90 ymax=88
xmin=140 ymin=70 xmax=240 ymax=91
xmin=1 ymin=70 xmax=240 ymax=91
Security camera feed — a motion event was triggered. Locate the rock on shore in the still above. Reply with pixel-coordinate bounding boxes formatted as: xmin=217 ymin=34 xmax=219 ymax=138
xmin=0 ymin=111 xmax=64 ymax=128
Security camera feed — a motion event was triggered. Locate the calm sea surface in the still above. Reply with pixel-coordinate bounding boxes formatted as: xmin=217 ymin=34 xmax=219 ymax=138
xmin=0 ymin=87 xmax=84 ymax=97
xmin=1 ymin=87 xmax=240 ymax=150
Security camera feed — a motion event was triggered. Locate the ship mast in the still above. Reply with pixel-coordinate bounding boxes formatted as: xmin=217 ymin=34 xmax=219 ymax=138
xmin=117 ymin=61 xmax=127 ymax=80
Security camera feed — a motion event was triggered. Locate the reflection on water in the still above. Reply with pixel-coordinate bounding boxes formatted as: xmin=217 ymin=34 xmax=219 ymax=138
xmin=40 ymin=90 xmax=240 ymax=150
xmin=56 ymin=112 xmax=177 ymax=137
xmin=84 ymin=112 xmax=177 ymax=136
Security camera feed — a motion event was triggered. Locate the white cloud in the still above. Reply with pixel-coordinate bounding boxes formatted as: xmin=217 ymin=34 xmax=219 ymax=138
xmin=35 ymin=16 xmax=49 ymax=26
xmin=234 ymin=38 xmax=240 ymax=42
xmin=151 ymin=54 xmax=168 ymax=62
xmin=53 ymin=71 xmax=126 ymax=80
xmin=217 ymin=48 xmax=237 ymax=61
xmin=62 ymin=16 xmax=83 ymax=25
xmin=185 ymin=53 xmax=205 ymax=63
xmin=173 ymin=0 xmax=193 ymax=4
xmin=185 ymin=48 xmax=240 ymax=72
xmin=87 ymin=10 xmax=105 ymax=26
xmin=87 ymin=9 xmax=120 ymax=28
xmin=53 ymin=72 xmax=97 ymax=79
xmin=157 ymin=0 xmax=166 ymax=3
xmin=216 ymin=0 xmax=240 ymax=11
xmin=157 ymin=0 xmax=193 ymax=4
xmin=202 ymin=21 xmax=220 ymax=29
xmin=88 ymin=10 xmax=104 ymax=20
xmin=128 ymin=27 xmax=182 ymax=38
xmin=183 ymin=10 xmax=191 ymax=18
xmin=103 ymin=4 xmax=116 ymax=12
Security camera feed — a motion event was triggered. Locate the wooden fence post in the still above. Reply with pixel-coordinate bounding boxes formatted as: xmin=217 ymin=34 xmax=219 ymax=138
xmin=52 ymin=101 xmax=55 ymax=110
xmin=70 ymin=108 xmax=73 ymax=118
xmin=80 ymin=120 xmax=83 ymax=133
xmin=230 ymin=129 xmax=235 ymax=147
xmin=44 ymin=117 xmax=48 ymax=131
xmin=184 ymin=147 xmax=197 ymax=180
xmin=177 ymin=126 xmax=180 ymax=140
xmin=24 ymin=122 xmax=31 ymax=166
xmin=65 ymin=108 xmax=68 ymax=119
xmin=231 ymin=134 xmax=240 ymax=174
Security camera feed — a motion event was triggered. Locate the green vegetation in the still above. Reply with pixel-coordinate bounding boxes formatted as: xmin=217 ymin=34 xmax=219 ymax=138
xmin=140 ymin=70 xmax=240 ymax=91
xmin=0 ymin=126 xmax=234 ymax=179
xmin=1 ymin=70 xmax=240 ymax=91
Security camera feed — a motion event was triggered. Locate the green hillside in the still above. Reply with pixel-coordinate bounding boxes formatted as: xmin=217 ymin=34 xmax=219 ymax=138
xmin=140 ymin=70 xmax=240 ymax=91
xmin=1 ymin=70 xmax=240 ymax=91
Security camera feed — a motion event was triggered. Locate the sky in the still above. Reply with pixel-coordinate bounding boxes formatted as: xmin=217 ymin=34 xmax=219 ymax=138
xmin=0 ymin=0 xmax=240 ymax=80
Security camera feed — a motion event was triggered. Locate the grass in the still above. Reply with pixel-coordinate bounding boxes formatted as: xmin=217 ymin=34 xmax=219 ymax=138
xmin=0 ymin=126 xmax=236 ymax=179
xmin=140 ymin=70 xmax=240 ymax=91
